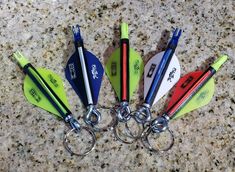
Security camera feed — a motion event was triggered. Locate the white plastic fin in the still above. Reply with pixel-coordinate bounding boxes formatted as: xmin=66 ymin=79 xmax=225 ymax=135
xmin=144 ymin=51 xmax=180 ymax=105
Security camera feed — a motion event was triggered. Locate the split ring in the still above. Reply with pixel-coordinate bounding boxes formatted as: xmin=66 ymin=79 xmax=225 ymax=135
xmin=63 ymin=126 xmax=96 ymax=156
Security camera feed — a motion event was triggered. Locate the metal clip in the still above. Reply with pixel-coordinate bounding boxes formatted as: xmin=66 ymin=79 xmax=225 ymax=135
xmin=132 ymin=103 xmax=152 ymax=124
xmin=150 ymin=114 xmax=169 ymax=133
xmin=65 ymin=114 xmax=81 ymax=131
xmin=84 ymin=105 xmax=117 ymax=132
xmin=84 ymin=105 xmax=101 ymax=126
xmin=115 ymin=101 xmax=131 ymax=122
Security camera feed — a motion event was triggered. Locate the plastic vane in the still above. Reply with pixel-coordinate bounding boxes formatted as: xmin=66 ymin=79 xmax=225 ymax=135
xmin=65 ymin=25 xmax=103 ymax=107
xmin=14 ymin=51 xmax=96 ymax=156
xmin=65 ymin=25 xmax=105 ymax=128
xmin=141 ymin=55 xmax=228 ymax=152
xmin=133 ymin=28 xmax=182 ymax=124
xmin=105 ymin=23 xmax=144 ymax=102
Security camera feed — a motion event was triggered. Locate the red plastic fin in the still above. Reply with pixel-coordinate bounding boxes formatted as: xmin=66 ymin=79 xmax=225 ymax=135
xmin=167 ymin=71 xmax=204 ymax=111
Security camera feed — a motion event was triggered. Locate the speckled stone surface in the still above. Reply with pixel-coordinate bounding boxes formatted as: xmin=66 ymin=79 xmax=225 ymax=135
xmin=0 ymin=0 xmax=234 ymax=171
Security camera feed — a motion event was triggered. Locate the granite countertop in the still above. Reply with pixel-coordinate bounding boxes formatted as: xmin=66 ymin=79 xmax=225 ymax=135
xmin=0 ymin=0 xmax=234 ymax=171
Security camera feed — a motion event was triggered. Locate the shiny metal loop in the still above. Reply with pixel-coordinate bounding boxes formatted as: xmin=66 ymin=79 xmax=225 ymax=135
xmin=123 ymin=116 xmax=144 ymax=139
xmin=141 ymin=126 xmax=175 ymax=153
xmin=65 ymin=114 xmax=81 ymax=131
xmin=63 ymin=126 xmax=96 ymax=156
xmin=132 ymin=105 xmax=152 ymax=124
xmin=84 ymin=105 xmax=101 ymax=126
xmin=89 ymin=107 xmax=118 ymax=132
xmin=151 ymin=115 xmax=169 ymax=133
xmin=115 ymin=102 xmax=131 ymax=122
xmin=113 ymin=122 xmax=137 ymax=144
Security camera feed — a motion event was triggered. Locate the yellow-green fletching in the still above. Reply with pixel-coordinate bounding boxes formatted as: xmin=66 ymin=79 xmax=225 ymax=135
xmin=121 ymin=22 xmax=128 ymax=39
xmin=173 ymin=78 xmax=215 ymax=120
xmin=105 ymin=48 xmax=144 ymax=101
xmin=211 ymin=55 xmax=228 ymax=71
xmin=13 ymin=51 xmax=30 ymax=68
xmin=24 ymin=68 xmax=70 ymax=118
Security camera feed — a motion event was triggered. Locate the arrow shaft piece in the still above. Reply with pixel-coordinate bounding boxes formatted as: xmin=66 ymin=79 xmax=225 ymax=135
xmin=145 ymin=28 xmax=182 ymax=106
xmin=167 ymin=67 xmax=215 ymax=119
xmin=120 ymin=39 xmax=130 ymax=102
xmin=72 ymin=25 xmax=94 ymax=105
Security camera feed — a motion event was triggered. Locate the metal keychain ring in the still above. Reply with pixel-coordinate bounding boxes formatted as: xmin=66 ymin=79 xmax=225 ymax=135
xmin=123 ymin=117 xmax=144 ymax=139
xmin=113 ymin=122 xmax=138 ymax=144
xmin=63 ymin=126 xmax=96 ymax=156
xmin=90 ymin=109 xmax=118 ymax=132
xmin=141 ymin=127 xmax=175 ymax=153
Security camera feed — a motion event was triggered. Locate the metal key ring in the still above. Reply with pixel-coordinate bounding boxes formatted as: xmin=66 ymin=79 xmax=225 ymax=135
xmin=63 ymin=126 xmax=96 ymax=156
xmin=85 ymin=105 xmax=118 ymax=132
xmin=141 ymin=127 xmax=175 ymax=153
xmin=123 ymin=116 xmax=144 ymax=139
xmin=113 ymin=122 xmax=138 ymax=144
xmin=90 ymin=108 xmax=118 ymax=132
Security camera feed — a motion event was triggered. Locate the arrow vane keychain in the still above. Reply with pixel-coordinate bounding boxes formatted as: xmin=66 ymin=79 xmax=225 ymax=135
xmin=141 ymin=55 xmax=228 ymax=152
xmin=131 ymin=28 xmax=182 ymax=127
xmin=13 ymin=51 xmax=96 ymax=156
xmin=105 ymin=23 xmax=144 ymax=143
xmin=65 ymin=25 xmax=115 ymax=132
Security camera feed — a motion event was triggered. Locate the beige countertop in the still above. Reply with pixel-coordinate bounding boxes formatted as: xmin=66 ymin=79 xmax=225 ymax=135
xmin=0 ymin=0 xmax=234 ymax=171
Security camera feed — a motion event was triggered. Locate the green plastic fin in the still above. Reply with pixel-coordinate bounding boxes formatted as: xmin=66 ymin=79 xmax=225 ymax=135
xmin=105 ymin=48 xmax=144 ymax=101
xmin=121 ymin=22 xmax=128 ymax=39
xmin=173 ymin=78 xmax=215 ymax=120
xmin=129 ymin=48 xmax=144 ymax=98
xmin=211 ymin=55 xmax=228 ymax=72
xmin=23 ymin=68 xmax=70 ymax=118
xmin=13 ymin=51 xmax=30 ymax=68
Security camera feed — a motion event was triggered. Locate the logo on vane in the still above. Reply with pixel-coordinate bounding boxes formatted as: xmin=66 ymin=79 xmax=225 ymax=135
xmin=147 ymin=64 xmax=156 ymax=78
xmin=48 ymin=74 xmax=59 ymax=87
xmin=111 ymin=62 xmax=117 ymax=76
xmin=196 ymin=90 xmax=209 ymax=102
xmin=181 ymin=76 xmax=194 ymax=88
xmin=134 ymin=60 xmax=140 ymax=74
xmin=167 ymin=67 xmax=176 ymax=82
xmin=91 ymin=64 xmax=98 ymax=79
xmin=29 ymin=88 xmax=41 ymax=102
xmin=69 ymin=63 xmax=76 ymax=79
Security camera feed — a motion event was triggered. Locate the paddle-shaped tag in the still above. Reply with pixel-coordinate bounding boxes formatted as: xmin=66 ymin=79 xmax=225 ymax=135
xmin=166 ymin=55 xmax=228 ymax=120
xmin=24 ymin=67 xmax=70 ymax=118
xmin=144 ymin=52 xmax=180 ymax=105
xmin=65 ymin=25 xmax=104 ymax=107
xmin=14 ymin=51 xmax=96 ymax=156
xmin=141 ymin=55 xmax=228 ymax=152
xmin=167 ymin=71 xmax=214 ymax=119
xmin=133 ymin=28 xmax=182 ymax=124
xmin=14 ymin=52 xmax=71 ymax=119
xmin=144 ymin=28 xmax=182 ymax=107
xmin=105 ymin=23 xmax=144 ymax=102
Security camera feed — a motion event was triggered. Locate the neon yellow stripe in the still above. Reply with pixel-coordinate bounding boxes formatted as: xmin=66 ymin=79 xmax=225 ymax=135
xmin=13 ymin=51 xmax=29 ymax=68
xmin=211 ymin=55 xmax=228 ymax=71
xmin=121 ymin=22 xmax=128 ymax=39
